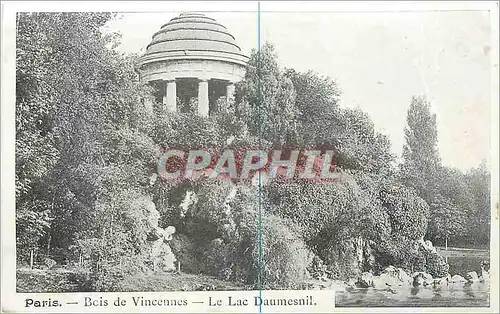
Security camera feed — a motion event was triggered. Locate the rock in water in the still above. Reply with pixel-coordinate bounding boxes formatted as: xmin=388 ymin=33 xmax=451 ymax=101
xmin=372 ymin=266 xmax=411 ymax=289
xmin=330 ymin=280 xmax=347 ymax=292
xmin=383 ymin=266 xmax=412 ymax=286
xmin=357 ymin=272 xmax=374 ymax=288
xmin=373 ymin=273 xmax=397 ymax=289
xmin=450 ymin=274 xmax=467 ymax=283
xmin=413 ymin=272 xmax=433 ymax=287
xmin=465 ymin=271 xmax=479 ymax=283
xmin=398 ymin=269 xmax=412 ymax=285
xmin=480 ymin=263 xmax=490 ymax=283
xmin=346 ymin=278 xmax=357 ymax=288
xmin=433 ymin=274 xmax=451 ymax=287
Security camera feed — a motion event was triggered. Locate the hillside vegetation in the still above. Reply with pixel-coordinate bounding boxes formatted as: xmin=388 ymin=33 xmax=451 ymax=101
xmin=16 ymin=13 xmax=491 ymax=292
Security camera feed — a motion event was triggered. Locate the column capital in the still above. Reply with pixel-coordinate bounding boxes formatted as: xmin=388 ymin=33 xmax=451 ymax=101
xmin=197 ymin=77 xmax=209 ymax=82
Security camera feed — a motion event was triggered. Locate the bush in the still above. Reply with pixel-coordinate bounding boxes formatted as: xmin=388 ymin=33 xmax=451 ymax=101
xmin=421 ymin=248 xmax=449 ymax=278
xmin=200 ymin=210 xmax=311 ymax=289
xmin=307 ymin=255 xmax=327 ymax=279
xmin=380 ymin=185 xmax=429 ymax=241
xmin=87 ymin=263 xmax=124 ymax=292
xmin=236 ymin=213 xmax=311 ymax=288
xmin=44 ymin=257 xmax=57 ymax=270
xmin=71 ymin=254 xmax=151 ymax=292
xmin=374 ymin=234 xmax=425 ymax=274
xmin=259 ymin=216 xmax=311 ymax=288
xmin=204 ymin=238 xmax=237 ymax=280
xmin=323 ymin=238 xmax=363 ymax=280
xmin=170 ymin=234 xmax=204 ymax=274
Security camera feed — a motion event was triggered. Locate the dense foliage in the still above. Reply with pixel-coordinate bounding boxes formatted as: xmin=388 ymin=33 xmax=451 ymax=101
xmin=15 ymin=13 xmax=490 ymax=291
xmin=400 ymin=97 xmax=491 ymax=246
xmin=16 ymin=12 xmax=155 ymax=290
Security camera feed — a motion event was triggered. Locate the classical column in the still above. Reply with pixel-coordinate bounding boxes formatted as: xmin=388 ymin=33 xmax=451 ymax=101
xmin=164 ymin=79 xmax=177 ymax=112
xmin=226 ymin=82 xmax=235 ymax=103
xmin=198 ymin=79 xmax=209 ymax=117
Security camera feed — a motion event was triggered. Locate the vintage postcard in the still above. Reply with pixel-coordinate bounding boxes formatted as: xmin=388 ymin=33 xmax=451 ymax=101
xmin=1 ymin=1 xmax=498 ymax=313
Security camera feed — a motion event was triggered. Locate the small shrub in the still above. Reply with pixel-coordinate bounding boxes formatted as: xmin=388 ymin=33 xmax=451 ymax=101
xmin=240 ymin=214 xmax=311 ymax=288
xmin=198 ymin=211 xmax=311 ymax=289
xmin=67 ymin=269 xmax=94 ymax=292
xmin=204 ymin=238 xmax=236 ymax=280
xmin=373 ymin=235 xmax=426 ymax=274
xmin=423 ymin=249 xmax=449 ymax=278
xmin=307 ymin=255 xmax=327 ymax=279
xmin=88 ymin=263 xmax=124 ymax=292
xmin=170 ymin=234 xmax=204 ymax=274
xmin=44 ymin=257 xmax=57 ymax=270
xmin=323 ymin=238 xmax=364 ymax=280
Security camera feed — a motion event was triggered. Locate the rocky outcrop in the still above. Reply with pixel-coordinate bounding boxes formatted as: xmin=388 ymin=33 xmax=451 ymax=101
xmin=356 ymin=267 xmax=413 ymax=289
xmin=149 ymin=228 xmax=177 ymax=271
xmin=373 ymin=266 xmax=412 ymax=289
xmin=419 ymin=239 xmax=437 ymax=253
xmin=412 ymin=272 xmax=433 ymax=286
xmin=432 ymin=274 xmax=451 ymax=287
xmin=465 ymin=271 xmax=479 ymax=283
xmin=144 ymin=199 xmax=177 ymax=272
xmin=450 ymin=274 xmax=467 ymax=284
xmin=356 ymin=272 xmax=375 ymax=288
xmin=480 ymin=268 xmax=490 ymax=283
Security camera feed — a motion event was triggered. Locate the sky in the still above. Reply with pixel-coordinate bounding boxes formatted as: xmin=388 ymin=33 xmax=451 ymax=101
xmin=106 ymin=4 xmax=494 ymax=172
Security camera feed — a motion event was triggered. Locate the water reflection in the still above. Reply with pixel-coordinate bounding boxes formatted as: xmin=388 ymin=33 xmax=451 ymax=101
xmin=464 ymin=283 xmax=476 ymax=298
xmin=336 ymin=283 xmax=490 ymax=307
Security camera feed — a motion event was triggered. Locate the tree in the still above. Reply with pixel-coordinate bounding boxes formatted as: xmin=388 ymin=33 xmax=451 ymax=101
xmin=285 ymin=68 xmax=340 ymax=147
xmin=334 ymin=108 xmax=395 ymax=174
xmin=400 ymin=96 xmax=441 ymax=200
xmin=426 ymin=193 xmax=466 ymax=247
xmin=427 ymin=167 xmax=473 ymax=244
xmin=15 ymin=12 xmax=153 ymax=270
xmin=379 ymin=185 xmax=430 ymax=241
xmin=237 ymin=44 xmax=395 ymax=174
xmin=16 ymin=12 xmax=115 ymax=262
xmin=465 ymin=160 xmax=491 ymax=245
xmin=236 ymin=43 xmax=299 ymax=147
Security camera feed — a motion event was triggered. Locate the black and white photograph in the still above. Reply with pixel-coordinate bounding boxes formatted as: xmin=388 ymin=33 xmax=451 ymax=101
xmin=1 ymin=1 xmax=498 ymax=312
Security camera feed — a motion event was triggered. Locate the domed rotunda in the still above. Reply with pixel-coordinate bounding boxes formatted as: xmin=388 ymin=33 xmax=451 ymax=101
xmin=135 ymin=12 xmax=249 ymax=116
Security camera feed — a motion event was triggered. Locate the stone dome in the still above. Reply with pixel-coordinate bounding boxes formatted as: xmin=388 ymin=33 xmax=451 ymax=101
xmin=136 ymin=12 xmax=248 ymax=117
xmin=137 ymin=12 xmax=249 ymax=71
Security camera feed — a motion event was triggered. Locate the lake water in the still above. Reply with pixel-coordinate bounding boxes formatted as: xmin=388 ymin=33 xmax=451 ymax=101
xmin=335 ymin=284 xmax=490 ymax=307
xmin=336 ymin=248 xmax=490 ymax=307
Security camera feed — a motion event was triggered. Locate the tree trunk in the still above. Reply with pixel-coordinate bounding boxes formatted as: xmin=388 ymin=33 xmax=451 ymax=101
xmin=46 ymin=232 xmax=51 ymax=255
xmin=30 ymin=250 xmax=34 ymax=269
xmin=445 ymin=237 xmax=449 ymax=263
xmin=48 ymin=193 xmax=56 ymax=255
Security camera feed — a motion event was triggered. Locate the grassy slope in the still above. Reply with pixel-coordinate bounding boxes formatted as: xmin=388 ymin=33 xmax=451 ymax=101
xmin=119 ymin=272 xmax=251 ymax=292
xmin=17 ymin=268 xmax=82 ymax=293
xmin=17 ymin=268 xmax=250 ymax=293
